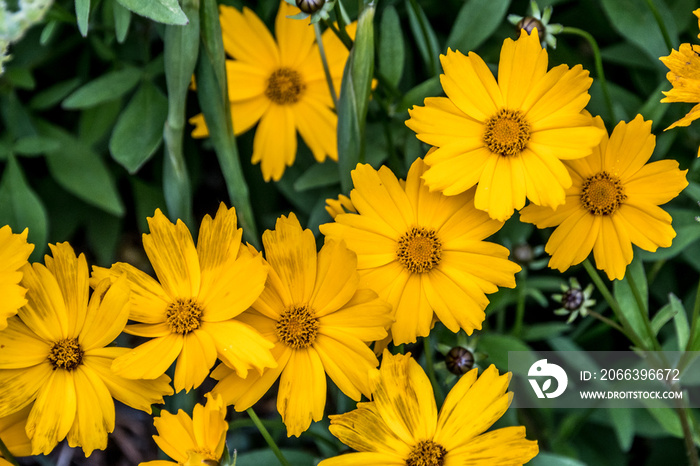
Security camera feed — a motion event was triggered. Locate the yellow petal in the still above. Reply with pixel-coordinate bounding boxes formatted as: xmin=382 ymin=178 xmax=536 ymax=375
xmin=318 ymin=451 xmax=405 ymax=466
xmin=253 ymin=104 xmax=297 ymax=181
xmin=318 ymin=288 xmax=392 ymax=342
xmin=309 ymin=240 xmax=360 ymax=317
xmin=0 ymin=317 xmax=50 ymax=369
xmin=28 ymin=369 xmax=77 ymax=455
xmin=226 ymin=61 xmax=267 ymax=101
xmin=173 ymin=330 xmax=218 ymax=393
xmin=314 ymin=331 xmax=379 ymax=399
xmin=220 ymin=5 xmax=279 ymax=68
xmin=193 ymin=393 xmax=227 ymax=458
xmin=0 ymin=404 xmax=32 ymax=457
xmin=499 ymin=29 xmax=548 ymax=109
xmin=231 ymin=97 xmax=271 ymax=135
xmin=19 ymin=262 xmax=68 ymax=342
xmin=276 ymin=1 xmax=315 ymax=69
xmin=277 ymin=348 xmax=326 ymax=437
xmin=203 ymin=320 xmax=276 ymax=378
xmin=405 ymin=97 xmax=484 ymax=148
xmin=592 ymin=216 xmax=633 ymax=280
xmin=0 ymin=364 xmax=50 ymax=417
xmin=43 ymin=243 xmax=89 ymax=337
xmin=391 ymin=274 xmax=433 ymax=344
xmin=439 ymin=49 xmax=501 ymax=121
xmin=79 ymin=276 xmax=130 ymax=351
xmin=294 ymin=97 xmax=338 ymax=162
xmin=67 ymin=366 xmax=114 ymax=456
xmin=153 ymin=410 xmax=196 ymax=463
xmin=545 ymin=209 xmax=600 ymax=272
xmin=448 ymin=426 xmax=538 ymax=464
xmin=327 ymin=402 xmax=410 ymax=456
xmin=112 ymin=333 xmax=183 ymax=380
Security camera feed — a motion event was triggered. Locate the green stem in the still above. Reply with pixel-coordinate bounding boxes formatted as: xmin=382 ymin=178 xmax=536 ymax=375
xmin=642 ymin=0 xmax=674 ymax=52
xmin=314 ymin=23 xmax=338 ymax=109
xmin=423 ymin=335 xmax=445 ymax=406
xmin=0 ymin=437 xmax=19 ymax=466
xmin=647 ymin=259 xmax=666 ymax=286
xmin=331 ymin=2 xmax=353 ymax=50
xmin=674 ymin=398 xmax=700 ymax=466
xmin=587 ymin=310 xmax=626 ymax=336
xmin=561 ymin=27 xmax=615 ymax=122
xmin=246 ymin=409 xmax=290 ymax=466
xmin=625 ymin=270 xmax=661 ymax=351
xmin=512 ymin=279 xmax=526 ymax=337
xmin=687 ymin=279 xmax=700 ymax=350
xmin=582 ymin=259 xmax=645 ymax=349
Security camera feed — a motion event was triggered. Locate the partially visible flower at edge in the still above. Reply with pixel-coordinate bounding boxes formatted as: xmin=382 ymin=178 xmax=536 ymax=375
xmin=660 ymin=8 xmax=700 ymax=157
xmin=0 ymin=405 xmax=32 ymax=465
xmin=520 ymin=115 xmax=688 ymax=280
xmin=318 ymin=350 xmax=539 ymax=466
xmin=91 ymin=203 xmax=276 ymax=393
xmin=0 ymin=225 xmax=34 ymax=330
xmin=325 ymin=194 xmax=356 ymax=219
xmin=0 ymin=243 xmax=173 ymax=456
xmin=140 ymin=393 xmax=228 ymax=466
xmin=189 ymin=1 xmax=352 ymax=181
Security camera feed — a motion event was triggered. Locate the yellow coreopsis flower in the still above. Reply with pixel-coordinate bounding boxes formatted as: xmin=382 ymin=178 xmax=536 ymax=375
xmin=140 ymin=393 xmax=228 ymax=466
xmin=660 ymin=8 xmax=700 ymax=156
xmin=324 ymin=194 xmax=356 ymax=219
xmin=0 ymin=225 xmax=34 ymax=330
xmin=211 ymin=213 xmax=392 ymax=437
xmin=318 ymin=351 xmax=539 ymax=466
xmin=520 ymin=115 xmax=688 ymax=280
xmin=189 ymin=1 xmax=350 ymax=181
xmin=91 ymin=203 xmax=276 ymax=393
xmin=406 ymin=29 xmax=605 ymax=221
xmin=319 ymin=158 xmax=521 ymax=345
xmin=0 ymin=243 xmax=173 ymax=456
xmin=0 ymin=405 xmax=31 ymax=465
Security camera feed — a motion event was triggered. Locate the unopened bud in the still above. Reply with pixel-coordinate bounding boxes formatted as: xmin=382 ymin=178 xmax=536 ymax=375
xmin=445 ymin=347 xmax=474 ymax=375
xmin=296 ymin=0 xmax=325 ymax=14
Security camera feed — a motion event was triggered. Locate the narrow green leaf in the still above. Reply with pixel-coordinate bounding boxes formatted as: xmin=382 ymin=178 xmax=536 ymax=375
xmin=608 ymin=409 xmax=635 ymax=452
xmin=379 ymin=6 xmax=404 ymax=88
xmin=479 ymin=333 xmax=533 ymax=372
xmin=62 ymin=68 xmax=142 ymax=109
xmin=29 ymin=78 xmax=81 ymax=110
xmin=115 ymin=0 xmax=188 ymax=25
xmin=446 ymin=0 xmax=510 ymax=53
xmin=113 ymin=0 xmax=132 ymax=43
xmin=614 ymin=258 xmax=654 ymax=348
xmin=40 ymin=19 xmax=60 ymax=45
xmin=4 ymin=68 xmax=36 ymax=90
xmin=109 ymin=81 xmax=168 ymax=174
xmin=651 ymin=302 xmax=676 ymax=335
xmin=75 ymin=0 xmax=91 ymax=36
xmin=399 ymin=76 xmax=441 ymax=113
xmin=293 ymin=161 xmax=340 ymax=192
xmin=528 ymin=452 xmax=587 ymax=466
xmin=405 ymin=0 xmax=440 ymax=76
xmin=13 ymin=136 xmax=61 ymax=156
xmin=0 ymin=156 xmax=49 ymax=258
xmin=78 ymin=99 xmax=122 ymax=146
xmin=669 ymin=293 xmax=690 ymax=350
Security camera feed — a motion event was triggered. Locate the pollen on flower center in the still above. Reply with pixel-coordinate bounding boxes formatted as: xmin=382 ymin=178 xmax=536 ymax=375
xmin=166 ymin=298 xmax=204 ymax=334
xmin=48 ymin=338 xmax=84 ymax=371
xmin=265 ymin=68 xmax=306 ymax=105
xmin=483 ymin=108 xmax=531 ymax=156
xmin=397 ymin=227 xmax=442 ymax=273
xmin=276 ymin=305 xmax=319 ymax=349
xmin=405 ymin=440 xmax=447 ymax=466
xmin=580 ymin=171 xmax=626 ymax=215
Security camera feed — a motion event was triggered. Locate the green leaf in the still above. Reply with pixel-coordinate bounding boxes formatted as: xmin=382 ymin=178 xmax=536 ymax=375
xmin=608 ymin=409 xmax=635 ymax=452
xmin=294 ymin=161 xmax=340 ymax=192
xmin=109 ymin=81 xmax=168 ymax=174
xmin=669 ymin=293 xmax=690 ymax=350
xmin=37 ymin=121 xmax=125 ymax=216
xmin=399 ymin=76 xmax=441 ymax=113
xmin=40 ymin=20 xmax=60 ymax=45
xmin=4 ymin=68 xmax=36 ymax=90
xmin=85 ymin=210 xmax=121 ymax=265
xmin=13 ymin=136 xmax=61 ymax=156
xmin=62 ymin=68 xmax=142 ymax=109
xmin=115 ymin=0 xmax=188 ymax=25
xmin=528 ymin=452 xmax=587 ymax=466
xmin=446 ymin=0 xmax=510 ymax=53
xmin=405 ymin=0 xmax=440 ymax=76
xmin=75 ymin=0 xmax=91 ymax=36
xmin=614 ymin=258 xmax=654 ymax=348
xmin=79 ymin=99 xmax=122 ymax=146
xmin=479 ymin=333 xmax=532 ymax=372
xmin=378 ymin=6 xmax=404 ymax=88
xmin=0 ymin=156 xmax=49 ymax=258
xmin=600 ymin=0 xmax=677 ymax=64
xmin=651 ymin=302 xmax=676 ymax=335
xmin=113 ymin=0 xmax=132 ymax=43
xmin=235 ymin=449 xmax=316 ymax=466
xmin=520 ymin=323 xmax=571 ymax=342
xmin=29 ymin=78 xmax=81 ymax=110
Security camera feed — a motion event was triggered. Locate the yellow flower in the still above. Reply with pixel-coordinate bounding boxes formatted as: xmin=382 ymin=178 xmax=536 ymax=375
xmin=0 ymin=225 xmax=34 ymax=330
xmin=189 ymin=1 xmax=350 ymax=181
xmin=520 ymin=115 xmax=688 ymax=280
xmin=0 ymin=405 xmax=32 ymax=465
xmin=319 ymin=158 xmax=521 ymax=345
xmin=325 ymin=194 xmax=356 ymax=219
xmin=318 ymin=351 xmax=539 ymax=466
xmin=211 ymin=213 xmax=392 ymax=437
xmin=660 ymin=9 xmax=700 ymax=156
xmin=91 ymin=204 xmax=276 ymax=393
xmin=0 ymin=243 xmax=172 ymax=456
xmin=406 ymin=29 xmax=604 ymax=221
xmin=140 ymin=393 xmax=228 ymax=466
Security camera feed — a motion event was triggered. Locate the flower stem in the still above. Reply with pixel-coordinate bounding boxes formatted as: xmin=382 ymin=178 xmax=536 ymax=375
xmin=314 ymin=22 xmax=338 ymax=109
xmin=246 ymin=408 xmax=290 ymax=466
xmin=687 ymin=279 xmax=700 ymax=350
xmin=423 ymin=335 xmax=445 ymax=407
xmin=674 ymin=397 xmax=700 ymax=466
xmin=642 ymin=0 xmax=674 ymax=52
xmin=625 ymin=270 xmax=661 ymax=351
xmin=0 ymin=437 xmax=18 ymax=466
xmin=561 ymin=26 xmax=615 ymax=122
xmin=587 ymin=310 xmax=626 ymax=335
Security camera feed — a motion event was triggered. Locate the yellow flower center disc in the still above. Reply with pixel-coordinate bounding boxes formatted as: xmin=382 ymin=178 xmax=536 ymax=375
xmin=581 ymin=171 xmax=626 ymax=215
xmin=265 ymin=68 xmax=306 ymax=105
xmin=483 ymin=108 xmax=531 ymax=156
xmin=166 ymin=298 xmax=204 ymax=334
xmin=405 ymin=439 xmax=447 ymax=466
xmin=397 ymin=227 xmax=442 ymax=273
xmin=276 ymin=305 xmax=319 ymax=349
xmin=48 ymin=338 xmax=84 ymax=371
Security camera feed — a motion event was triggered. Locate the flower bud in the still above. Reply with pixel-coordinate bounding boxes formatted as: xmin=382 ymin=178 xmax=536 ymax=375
xmin=517 ymin=16 xmax=546 ymax=41
xmin=445 ymin=347 xmax=475 ymax=375
xmin=296 ymin=0 xmax=325 ymax=14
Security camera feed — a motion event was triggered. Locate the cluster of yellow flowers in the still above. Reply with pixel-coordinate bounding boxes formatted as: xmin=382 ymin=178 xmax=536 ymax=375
xmin=1 ymin=1 xmax=698 ymax=465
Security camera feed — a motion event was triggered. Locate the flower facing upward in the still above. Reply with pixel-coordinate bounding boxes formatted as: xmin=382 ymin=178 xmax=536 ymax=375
xmin=0 ymin=225 xmax=34 ymax=330
xmin=211 ymin=213 xmax=392 ymax=437
xmin=190 ymin=1 xmax=350 ymax=181
xmin=0 ymin=243 xmax=172 ymax=456
xmin=660 ymin=9 xmax=700 ymax=156
xmin=319 ymin=158 xmax=521 ymax=345
xmin=140 ymin=393 xmax=228 ymax=466
xmin=520 ymin=115 xmax=688 ymax=280
xmin=318 ymin=351 xmax=539 ymax=466
xmin=91 ymin=204 xmax=276 ymax=393
xmin=406 ymin=29 xmax=604 ymax=221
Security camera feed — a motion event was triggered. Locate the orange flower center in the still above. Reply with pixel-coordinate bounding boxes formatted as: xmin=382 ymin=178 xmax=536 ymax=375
xmin=581 ymin=171 xmax=626 ymax=215
xmin=397 ymin=227 xmax=442 ymax=273
xmin=483 ymin=108 xmax=531 ymax=156
xmin=405 ymin=440 xmax=447 ymax=466
xmin=48 ymin=338 xmax=84 ymax=371
xmin=166 ymin=298 xmax=204 ymax=334
xmin=276 ymin=305 xmax=319 ymax=349
xmin=266 ymin=68 xmax=306 ymax=105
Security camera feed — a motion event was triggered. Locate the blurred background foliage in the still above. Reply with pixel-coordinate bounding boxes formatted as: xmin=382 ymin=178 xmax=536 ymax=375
xmin=3 ymin=0 xmax=700 ymax=464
